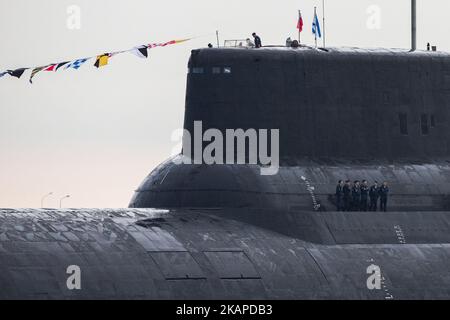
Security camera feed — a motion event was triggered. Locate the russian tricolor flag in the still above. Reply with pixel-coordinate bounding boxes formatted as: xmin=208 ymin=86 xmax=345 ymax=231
xmin=297 ymin=11 xmax=304 ymax=32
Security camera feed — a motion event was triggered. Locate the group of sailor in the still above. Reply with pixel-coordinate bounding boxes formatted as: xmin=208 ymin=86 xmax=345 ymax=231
xmin=335 ymin=180 xmax=390 ymax=212
xmin=246 ymin=33 xmax=262 ymax=48
xmin=209 ymin=33 xmax=262 ymax=49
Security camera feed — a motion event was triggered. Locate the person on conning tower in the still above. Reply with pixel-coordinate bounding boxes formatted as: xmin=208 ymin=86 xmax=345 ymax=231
xmin=335 ymin=180 xmax=344 ymax=211
xmin=360 ymin=180 xmax=369 ymax=211
xmin=252 ymin=33 xmax=262 ymax=48
xmin=286 ymin=37 xmax=292 ymax=47
xmin=343 ymin=180 xmax=352 ymax=211
xmin=379 ymin=182 xmax=390 ymax=212
xmin=352 ymin=181 xmax=361 ymax=211
xmin=369 ymin=182 xmax=380 ymax=211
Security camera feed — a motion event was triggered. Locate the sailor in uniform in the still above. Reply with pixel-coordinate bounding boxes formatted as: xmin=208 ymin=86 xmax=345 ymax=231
xmin=369 ymin=181 xmax=380 ymax=211
xmin=360 ymin=180 xmax=369 ymax=211
xmin=351 ymin=181 xmax=361 ymax=211
xmin=335 ymin=180 xmax=344 ymax=211
xmin=379 ymin=181 xmax=390 ymax=212
xmin=343 ymin=180 xmax=352 ymax=211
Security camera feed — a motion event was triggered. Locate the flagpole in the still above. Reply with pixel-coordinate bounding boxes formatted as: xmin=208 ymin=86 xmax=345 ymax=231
xmin=314 ymin=7 xmax=318 ymax=48
xmin=322 ymin=0 xmax=326 ymax=47
xmin=298 ymin=10 xmax=301 ymax=44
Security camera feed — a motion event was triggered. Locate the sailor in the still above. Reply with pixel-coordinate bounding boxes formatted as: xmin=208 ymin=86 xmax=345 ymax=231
xmin=427 ymin=42 xmax=431 ymax=51
xmin=246 ymin=38 xmax=255 ymax=48
xmin=351 ymin=181 xmax=361 ymax=211
xmin=252 ymin=33 xmax=262 ymax=48
xmin=335 ymin=180 xmax=344 ymax=211
xmin=379 ymin=181 xmax=390 ymax=212
xmin=343 ymin=180 xmax=352 ymax=211
xmin=286 ymin=37 xmax=293 ymax=47
xmin=369 ymin=181 xmax=379 ymax=211
xmin=207 ymin=43 xmax=213 ymax=48
xmin=360 ymin=180 xmax=369 ymax=211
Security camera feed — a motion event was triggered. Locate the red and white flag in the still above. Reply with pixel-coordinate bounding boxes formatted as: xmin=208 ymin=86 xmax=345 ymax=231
xmin=297 ymin=11 xmax=304 ymax=32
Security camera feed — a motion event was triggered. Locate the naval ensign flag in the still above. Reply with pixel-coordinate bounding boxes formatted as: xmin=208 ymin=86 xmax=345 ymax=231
xmin=312 ymin=7 xmax=322 ymax=46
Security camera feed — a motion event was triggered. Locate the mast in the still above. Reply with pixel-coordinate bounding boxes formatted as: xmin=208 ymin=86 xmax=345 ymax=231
xmin=314 ymin=6 xmax=318 ymax=47
xmin=322 ymin=0 xmax=326 ymax=47
xmin=411 ymin=0 xmax=417 ymax=51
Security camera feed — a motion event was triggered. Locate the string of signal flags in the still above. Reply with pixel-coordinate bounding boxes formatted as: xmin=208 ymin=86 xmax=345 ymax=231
xmin=0 ymin=38 xmax=190 ymax=84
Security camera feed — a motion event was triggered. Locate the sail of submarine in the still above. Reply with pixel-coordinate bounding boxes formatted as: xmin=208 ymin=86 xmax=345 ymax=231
xmin=130 ymin=0 xmax=450 ymax=212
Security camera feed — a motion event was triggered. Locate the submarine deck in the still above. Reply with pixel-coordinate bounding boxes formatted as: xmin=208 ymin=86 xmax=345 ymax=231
xmin=205 ymin=45 xmax=450 ymax=56
xmin=1 ymin=208 xmax=450 ymax=299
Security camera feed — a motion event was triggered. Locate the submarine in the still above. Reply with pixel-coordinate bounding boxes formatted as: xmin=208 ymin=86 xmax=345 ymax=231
xmin=2 ymin=0 xmax=450 ymax=299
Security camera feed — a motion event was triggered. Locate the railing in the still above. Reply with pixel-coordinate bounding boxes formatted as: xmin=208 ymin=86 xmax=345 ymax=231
xmin=223 ymin=39 xmax=249 ymax=48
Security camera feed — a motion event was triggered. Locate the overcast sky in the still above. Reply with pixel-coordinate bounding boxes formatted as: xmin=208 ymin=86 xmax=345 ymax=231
xmin=0 ymin=0 xmax=449 ymax=208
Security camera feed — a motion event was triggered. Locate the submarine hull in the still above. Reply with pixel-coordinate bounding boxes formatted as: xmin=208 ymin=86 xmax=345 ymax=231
xmin=1 ymin=208 xmax=450 ymax=300
xmin=129 ymin=155 xmax=450 ymax=212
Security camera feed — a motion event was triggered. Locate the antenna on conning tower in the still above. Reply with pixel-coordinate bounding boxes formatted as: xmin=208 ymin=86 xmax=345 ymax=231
xmin=411 ymin=0 xmax=417 ymax=51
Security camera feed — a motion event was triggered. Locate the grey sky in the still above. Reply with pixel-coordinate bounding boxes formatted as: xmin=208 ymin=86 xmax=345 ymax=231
xmin=0 ymin=0 xmax=448 ymax=208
